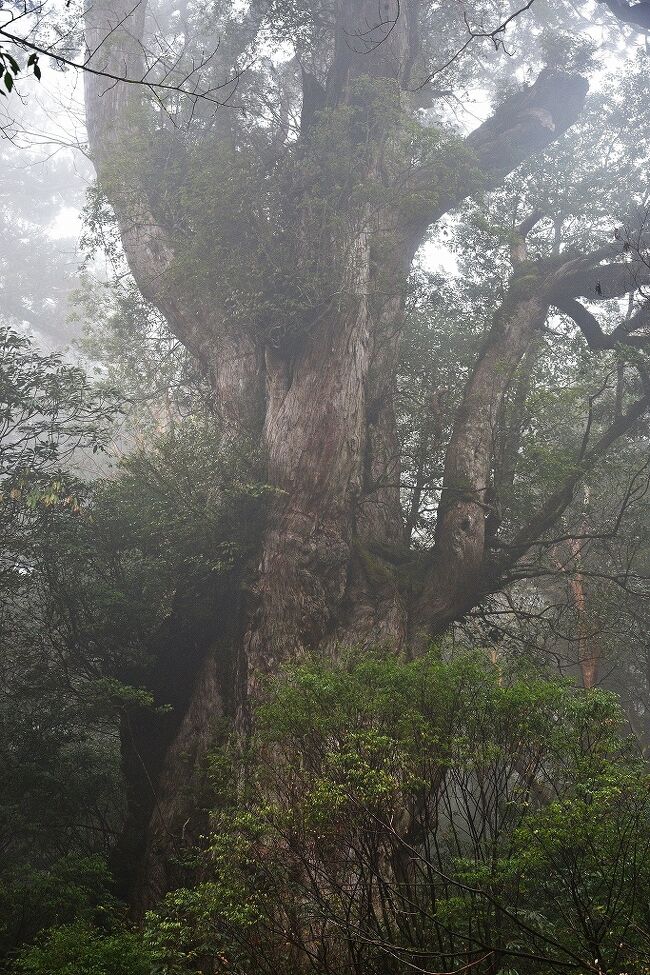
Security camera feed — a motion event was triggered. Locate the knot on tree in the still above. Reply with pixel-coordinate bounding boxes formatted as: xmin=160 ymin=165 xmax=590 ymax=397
xmin=525 ymin=107 xmax=556 ymax=131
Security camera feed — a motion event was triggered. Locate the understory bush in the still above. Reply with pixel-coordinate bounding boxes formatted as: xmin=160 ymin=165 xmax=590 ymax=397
xmin=6 ymin=650 xmax=650 ymax=974
xmin=140 ymin=650 xmax=650 ymax=975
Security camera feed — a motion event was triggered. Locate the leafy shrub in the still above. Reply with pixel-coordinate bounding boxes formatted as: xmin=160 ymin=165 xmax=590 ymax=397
xmin=145 ymin=650 xmax=650 ymax=975
xmin=9 ymin=923 xmax=155 ymax=975
xmin=0 ymin=857 xmax=116 ymax=960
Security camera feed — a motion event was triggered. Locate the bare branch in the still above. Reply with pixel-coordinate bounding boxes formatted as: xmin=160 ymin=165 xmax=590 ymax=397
xmin=0 ymin=17 xmax=240 ymax=106
xmin=553 ymin=296 xmax=650 ymax=350
xmin=501 ymin=393 xmax=650 ymax=564
xmin=412 ymin=0 xmax=538 ymax=90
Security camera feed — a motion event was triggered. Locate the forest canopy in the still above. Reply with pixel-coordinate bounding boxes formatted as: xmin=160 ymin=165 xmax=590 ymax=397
xmin=1 ymin=0 xmax=650 ymax=973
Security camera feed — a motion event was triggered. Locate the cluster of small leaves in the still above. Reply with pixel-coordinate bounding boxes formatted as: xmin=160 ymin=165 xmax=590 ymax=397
xmin=0 ymin=326 xmax=275 ymax=967
xmin=0 ymin=47 xmax=40 ymax=96
xmin=0 ymin=326 xmax=121 ymax=481
xmin=9 ymin=922 xmax=155 ymax=975
xmin=0 ymin=859 xmax=118 ymax=965
xmin=141 ymin=650 xmax=650 ymax=975
xmin=94 ymin=418 xmax=273 ymax=593
xmin=0 ymin=325 xmax=122 ymax=601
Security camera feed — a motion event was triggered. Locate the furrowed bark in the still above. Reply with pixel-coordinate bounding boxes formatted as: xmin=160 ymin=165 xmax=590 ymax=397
xmin=242 ymin=235 xmax=411 ymax=704
xmin=84 ymin=0 xmax=264 ymax=431
xmin=240 ymin=0 xmax=423 ymax=682
xmin=415 ymin=270 xmax=549 ymax=634
xmin=567 ymin=537 xmax=600 ymax=690
xmin=326 ymin=0 xmax=413 ymax=103
xmin=83 ymin=0 xmax=599 ymax=906
xmin=492 ymin=342 xmax=540 ymax=529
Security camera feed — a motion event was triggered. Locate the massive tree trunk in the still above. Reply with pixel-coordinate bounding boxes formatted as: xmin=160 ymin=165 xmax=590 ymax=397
xmin=83 ymin=0 xmax=649 ymax=908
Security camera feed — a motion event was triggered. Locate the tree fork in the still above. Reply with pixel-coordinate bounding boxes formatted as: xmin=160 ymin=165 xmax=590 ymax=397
xmin=83 ymin=0 xmax=592 ymax=906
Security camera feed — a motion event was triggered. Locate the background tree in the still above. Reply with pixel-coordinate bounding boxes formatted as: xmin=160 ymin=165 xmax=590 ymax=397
xmin=0 ymin=327 xmax=123 ymax=957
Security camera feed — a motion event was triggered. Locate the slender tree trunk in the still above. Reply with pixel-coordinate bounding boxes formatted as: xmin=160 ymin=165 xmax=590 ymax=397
xmin=566 ymin=535 xmax=600 ymax=690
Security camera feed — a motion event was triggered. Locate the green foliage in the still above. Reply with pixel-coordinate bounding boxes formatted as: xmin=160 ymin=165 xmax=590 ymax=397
xmin=144 ymin=651 xmax=650 ymax=974
xmin=0 ymin=47 xmax=40 ymax=98
xmin=0 ymin=859 xmax=117 ymax=962
xmin=74 ymin=274 xmax=209 ymax=434
xmin=5 ymin=649 xmax=649 ymax=972
xmin=538 ymin=28 xmax=596 ymax=73
xmin=95 ymin=418 xmax=270 ymax=593
xmin=0 ymin=324 xmax=273 ymax=962
xmin=0 ymin=325 xmax=128 ymax=959
xmin=0 ymin=323 xmax=121 ymax=595
xmin=0 ymin=325 xmax=120 ymax=481
xmin=9 ymin=923 xmax=155 ymax=975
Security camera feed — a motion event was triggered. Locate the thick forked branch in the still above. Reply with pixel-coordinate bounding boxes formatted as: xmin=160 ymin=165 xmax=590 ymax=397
xmin=553 ymin=295 xmax=650 ymax=349
xmin=464 ymin=70 xmax=588 ymax=193
xmin=416 ymin=377 xmax=649 ymax=638
xmin=549 ymin=243 xmax=650 ymax=347
xmin=84 ymin=0 xmax=265 ymax=428
xmin=408 ymin=69 xmax=589 ymax=250
xmin=84 ymin=0 xmax=177 ymax=317
xmin=415 ymin=231 xmax=650 ymax=636
xmin=550 ymin=257 xmax=650 ymax=302
xmin=360 ymin=72 xmax=588 ymax=579
xmin=415 ymin=266 xmax=550 ymax=632
xmin=83 ymin=0 xmax=233 ymax=363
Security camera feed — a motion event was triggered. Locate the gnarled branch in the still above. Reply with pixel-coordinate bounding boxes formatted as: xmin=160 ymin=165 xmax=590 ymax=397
xmin=500 ymin=392 xmax=650 ymax=565
xmin=553 ymin=295 xmax=650 ymax=350
xmin=408 ymin=70 xmax=589 ymax=252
